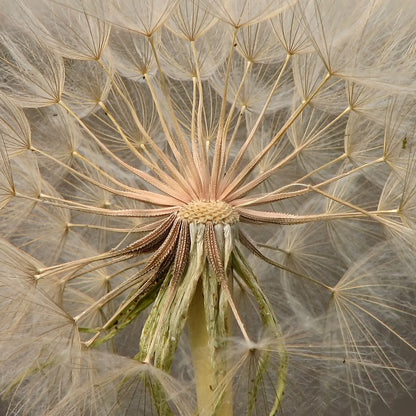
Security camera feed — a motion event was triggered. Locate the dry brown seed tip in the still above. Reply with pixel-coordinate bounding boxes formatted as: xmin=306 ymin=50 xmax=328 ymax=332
xmin=177 ymin=201 xmax=239 ymax=225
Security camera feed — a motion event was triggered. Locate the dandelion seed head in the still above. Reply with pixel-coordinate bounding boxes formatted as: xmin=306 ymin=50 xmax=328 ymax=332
xmin=177 ymin=200 xmax=239 ymax=224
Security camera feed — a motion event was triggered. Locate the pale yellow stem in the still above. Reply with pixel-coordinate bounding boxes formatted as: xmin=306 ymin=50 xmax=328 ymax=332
xmin=188 ymin=281 xmax=233 ymax=416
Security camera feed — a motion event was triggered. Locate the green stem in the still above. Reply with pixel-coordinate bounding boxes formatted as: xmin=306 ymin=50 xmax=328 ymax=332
xmin=188 ymin=279 xmax=233 ymax=416
xmin=188 ymin=280 xmax=216 ymax=414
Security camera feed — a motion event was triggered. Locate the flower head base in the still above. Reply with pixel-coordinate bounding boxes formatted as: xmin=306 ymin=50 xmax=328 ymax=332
xmin=177 ymin=200 xmax=239 ymax=224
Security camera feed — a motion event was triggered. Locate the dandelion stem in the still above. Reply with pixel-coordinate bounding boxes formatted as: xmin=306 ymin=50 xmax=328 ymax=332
xmin=188 ymin=280 xmax=233 ymax=416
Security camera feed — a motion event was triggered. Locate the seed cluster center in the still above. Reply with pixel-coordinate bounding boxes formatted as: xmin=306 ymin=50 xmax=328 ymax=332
xmin=177 ymin=200 xmax=239 ymax=225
